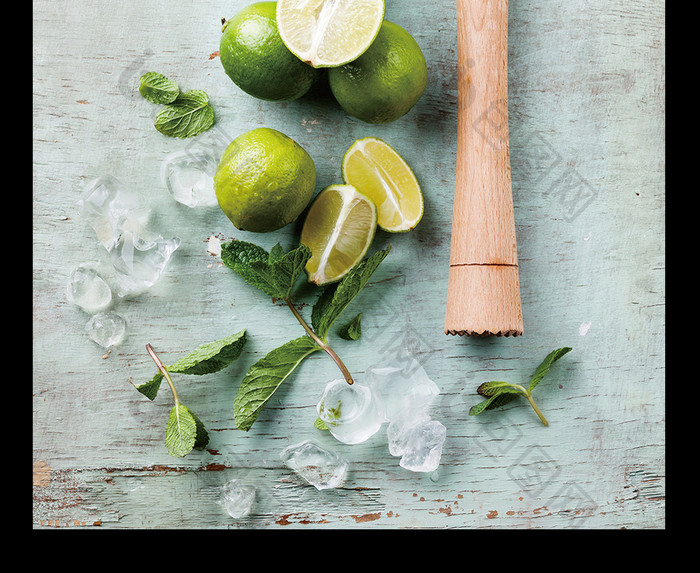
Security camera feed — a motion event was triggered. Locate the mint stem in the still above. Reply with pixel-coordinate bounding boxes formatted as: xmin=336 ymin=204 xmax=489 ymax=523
xmin=525 ymin=394 xmax=548 ymax=426
xmin=146 ymin=344 xmax=181 ymax=406
xmin=284 ymin=299 xmax=354 ymax=385
xmin=512 ymin=384 xmax=548 ymax=426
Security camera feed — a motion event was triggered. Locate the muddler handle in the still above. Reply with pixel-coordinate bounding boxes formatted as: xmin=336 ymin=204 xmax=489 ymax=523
xmin=444 ymin=0 xmax=523 ymax=337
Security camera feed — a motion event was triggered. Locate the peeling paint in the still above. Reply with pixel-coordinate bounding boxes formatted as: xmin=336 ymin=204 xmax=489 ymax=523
xmin=34 ymin=460 xmax=51 ymax=487
xmin=202 ymin=462 xmax=227 ymax=471
xmin=351 ymin=513 xmax=381 ymax=523
xmin=275 ymin=513 xmax=330 ymax=526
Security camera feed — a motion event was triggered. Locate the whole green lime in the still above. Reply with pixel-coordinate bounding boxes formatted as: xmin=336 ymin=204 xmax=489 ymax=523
xmin=219 ymin=2 xmax=320 ymax=101
xmin=328 ymin=20 xmax=428 ymax=124
xmin=214 ymin=128 xmax=317 ymax=233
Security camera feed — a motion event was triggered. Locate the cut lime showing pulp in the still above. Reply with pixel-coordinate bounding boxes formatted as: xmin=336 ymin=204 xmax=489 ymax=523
xmin=342 ymin=137 xmax=423 ymax=232
xmin=300 ymin=184 xmax=377 ymax=285
xmin=276 ymin=0 xmax=385 ymax=68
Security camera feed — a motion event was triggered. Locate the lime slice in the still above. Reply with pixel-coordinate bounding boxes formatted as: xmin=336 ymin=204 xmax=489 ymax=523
xmin=342 ymin=137 xmax=424 ymax=232
xmin=300 ymin=184 xmax=377 ymax=285
xmin=276 ymin=0 xmax=385 ymax=68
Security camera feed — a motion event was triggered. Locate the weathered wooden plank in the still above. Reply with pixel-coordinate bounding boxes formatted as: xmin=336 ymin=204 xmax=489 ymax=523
xmin=33 ymin=0 xmax=664 ymax=529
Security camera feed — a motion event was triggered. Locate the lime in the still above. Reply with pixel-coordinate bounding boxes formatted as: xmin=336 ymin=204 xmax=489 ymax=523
xmin=328 ymin=20 xmax=427 ymax=123
xmin=276 ymin=0 xmax=385 ymax=68
xmin=219 ymin=2 xmax=320 ymax=101
xmin=214 ymin=128 xmax=316 ymax=233
xmin=342 ymin=137 xmax=423 ymax=232
xmin=300 ymin=184 xmax=377 ymax=285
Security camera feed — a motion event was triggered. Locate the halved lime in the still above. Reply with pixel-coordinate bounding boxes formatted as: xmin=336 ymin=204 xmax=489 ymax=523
xmin=300 ymin=184 xmax=377 ymax=285
xmin=342 ymin=137 xmax=423 ymax=232
xmin=276 ymin=0 xmax=385 ymax=68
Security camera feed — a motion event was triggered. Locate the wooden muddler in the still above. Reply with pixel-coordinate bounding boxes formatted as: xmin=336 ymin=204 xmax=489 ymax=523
xmin=444 ymin=0 xmax=523 ymax=337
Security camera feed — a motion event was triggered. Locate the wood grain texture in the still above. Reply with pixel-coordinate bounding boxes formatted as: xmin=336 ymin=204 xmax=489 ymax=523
xmin=445 ymin=0 xmax=523 ymax=337
xmin=451 ymin=0 xmax=516 ymax=267
xmin=33 ymin=0 xmax=665 ymax=529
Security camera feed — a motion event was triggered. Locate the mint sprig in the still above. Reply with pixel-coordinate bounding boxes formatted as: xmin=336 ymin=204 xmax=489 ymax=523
xmin=138 ymin=72 xmax=215 ymax=138
xmin=136 ymin=332 xmax=247 ymax=457
xmin=221 ymin=239 xmax=390 ymax=432
xmin=469 ymin=347 xmax=572 ymax=426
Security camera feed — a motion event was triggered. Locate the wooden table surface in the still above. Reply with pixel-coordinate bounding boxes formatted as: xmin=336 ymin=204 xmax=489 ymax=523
xmin=33 ymin=0 xmax=665 ymax=529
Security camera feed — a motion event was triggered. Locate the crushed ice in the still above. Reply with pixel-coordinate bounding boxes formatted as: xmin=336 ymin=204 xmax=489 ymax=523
xmin=71 ymin=174 xmax=182 ymax=347
xmin=317 ymin=347 xmax=446 ymax=474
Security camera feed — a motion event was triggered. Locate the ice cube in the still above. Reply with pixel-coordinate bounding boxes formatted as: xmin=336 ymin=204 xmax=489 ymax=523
xmin=161 ymin=148 xmax=219 ymax=208
xmin=76 ymin=175 xmax=151 ymax=248
xmin=280 ymin=439 xmax=348 ymax=490
xmin=219 ymin=479 xmax=256 ymax=519
xmin=317 ymin=379 xmax=382 ymax=445
xmin=366 ymin=348 xmax=440 ymax=422
xmin=85 ymin=311 xmax=126 ymax=347
xmin=109 ymin=230 xmax=181 ymax=297
xmin=66 ymin=264 xmax=112 ymax=314
xmin=386 ymin=404 xmax=431 ymax=457
xmin=398 ymin=420 xmax=446 ymax=473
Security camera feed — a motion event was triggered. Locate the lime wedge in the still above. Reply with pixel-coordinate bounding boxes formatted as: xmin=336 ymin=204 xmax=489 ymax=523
xmin=300 ymin=184 xmax=377 ymax=285
xmin=276 ymin=0 xmax=385 ymax=68
xmin=342 ymin=137 xmax=424 ymax=232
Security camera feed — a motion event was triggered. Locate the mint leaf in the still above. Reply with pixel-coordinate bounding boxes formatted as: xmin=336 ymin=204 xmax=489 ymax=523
xmin=469 ymin=393 xmax=519 ymax=416
xmin=139 ymin=72 xmax=180 ymax=104
xmin=134 ymin=331 xmax=248 ymax=400
xmin=133 ymin=375 xmax=163 ymax=401
xmin=234 ymin=336 xmax=320 ymax=431
xmin=528 ymin=347 xmax=572 ymax=393
xmin=154 ymin=89 xmax=215 ymax=138
xmin=221 ymin=240 xmax=311 ymax=300
xmin=191 ymin=409 xmax=210 ymax=450
xmin=221 ymin=240 xmax=272 ymax=290
xmin=312 ymin=245 xmax=391 ymax=340
xmin=268 ymin=243 xmax=286 ymax=263
xmin=268 ymin=246 xmax=313 ymax=299
xmin=167 ymin=329 xmax=247 ymax=376
xmin=313 ymin=417 xmax=329 ymax=430
xmin=476 ymin=380 xmax=523 ymax=397
xmin=470 ymin=382 xmax=523 ymax=416
xmin=165 ymin=404 xmax=209 ymax=457
xmin=338 ymin=313 xmax=362 ymax=341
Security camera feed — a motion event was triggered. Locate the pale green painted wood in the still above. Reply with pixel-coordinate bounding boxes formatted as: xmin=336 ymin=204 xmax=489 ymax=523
xmin=33 ymin=0 xmax=665 ymax=528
